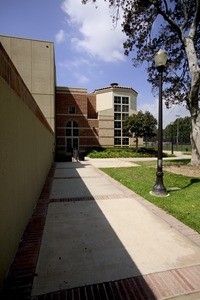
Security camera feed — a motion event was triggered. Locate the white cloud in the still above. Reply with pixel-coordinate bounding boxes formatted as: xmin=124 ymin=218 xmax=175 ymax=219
xmin=138 ymin=98 xmax=190 ymax=128
xmin=61 ymin=0 xmax=125 ymax=62
xmin=74 ymin=72 xmax=90 ymax=84
xmin=55 ymin=29 xmax=65 ymax=44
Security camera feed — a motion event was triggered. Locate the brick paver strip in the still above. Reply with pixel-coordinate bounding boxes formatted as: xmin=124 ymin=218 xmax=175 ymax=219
xmin=50 ymin=194 xmax=131 ymax=203
xmin=29 ymin=266 xmax=200 ymax=300
xmin=1 ymin=163 xmax=200 ymax=300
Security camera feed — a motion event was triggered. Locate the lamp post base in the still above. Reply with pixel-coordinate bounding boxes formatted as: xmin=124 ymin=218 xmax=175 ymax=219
xmin=150 ymin=187 xmax=169 ymax=197
xmin=150 ymin=172 xmax=169 ymax=197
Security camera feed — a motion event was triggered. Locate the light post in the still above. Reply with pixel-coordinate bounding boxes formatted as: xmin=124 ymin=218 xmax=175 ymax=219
xmin=151 ymin=49 xmax=168 ymax=196
xmin=170 ymin=122 xmax=174 ymax=154
xmin=176 ymin=115 xmax=180 ymax=149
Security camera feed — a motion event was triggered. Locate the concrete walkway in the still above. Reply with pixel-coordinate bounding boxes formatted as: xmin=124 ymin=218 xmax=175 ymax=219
xmin=2 ymin=155 xmax=200 ymax=299
xmin=83 ymin=151 xmax=191 ymax=168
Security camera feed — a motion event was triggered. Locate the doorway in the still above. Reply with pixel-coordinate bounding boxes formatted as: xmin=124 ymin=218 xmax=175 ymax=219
xmin=66 ymin=121 xmax=79 ymax=155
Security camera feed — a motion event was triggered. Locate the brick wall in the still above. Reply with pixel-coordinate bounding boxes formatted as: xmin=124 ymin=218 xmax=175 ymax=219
xmin=56 ymin=89 xmax=100 ymax=160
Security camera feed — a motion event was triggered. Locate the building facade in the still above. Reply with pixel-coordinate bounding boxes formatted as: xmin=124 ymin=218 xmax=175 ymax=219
xmin=56 ymin=87 xmax=99 ymax=160
xmin=55 ymin=83 xmax=139 ymax=160
xmin=0 ymin=35 xmax=139 ymax=161
xmin=95 ymin=83 xmax=138 ymax=148
xmin=0 ymin=35 xmax=56 ymax=131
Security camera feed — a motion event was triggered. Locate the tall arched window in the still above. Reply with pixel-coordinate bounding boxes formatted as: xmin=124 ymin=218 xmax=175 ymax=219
xmin=66 ymin=121 xmax=79 ymax=152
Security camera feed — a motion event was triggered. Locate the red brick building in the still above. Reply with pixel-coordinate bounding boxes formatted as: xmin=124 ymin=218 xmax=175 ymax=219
xmin=56 ymin=84 xmax=139 ymax=161
xmin=56 ymin=87 xmax=100 ymax=160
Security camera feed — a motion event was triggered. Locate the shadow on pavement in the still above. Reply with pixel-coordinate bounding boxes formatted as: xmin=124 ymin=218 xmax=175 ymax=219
xmin=31 ymin=162 xmax=157 ymax=299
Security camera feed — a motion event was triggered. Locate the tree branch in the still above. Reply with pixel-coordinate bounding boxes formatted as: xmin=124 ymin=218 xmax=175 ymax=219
xmin=180 ymin=0 xmax=189 ymax=31
xmin=188 ymin=0 xmax=200 ymax=39
xmin=154 ymin=0 xmax=184 ymax=41
xmin=163 ymin=0 xmax=169 ymax=14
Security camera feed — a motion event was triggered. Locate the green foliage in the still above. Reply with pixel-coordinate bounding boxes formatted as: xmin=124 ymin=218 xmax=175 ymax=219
xmin=164 ymin=116 xmax=191 ymax=144
xmin=118 ymin=0 xmax=199 ymax=111
xmin=87 ymin=147 xmax=168 ymax=158
xmin=123 ymin=110 xmax=157 ymax=148
xmin=102 ymin=166 xmax=200 ymax=233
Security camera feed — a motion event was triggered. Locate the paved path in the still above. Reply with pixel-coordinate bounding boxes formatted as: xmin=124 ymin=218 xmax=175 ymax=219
xmin=2 ymin=156 xmax=200 ymax=300
xmin=83 ymin=151 xmax=191 ymax=168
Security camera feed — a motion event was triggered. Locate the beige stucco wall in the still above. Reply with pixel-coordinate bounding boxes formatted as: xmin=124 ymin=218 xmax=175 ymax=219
xmin=96 ymin=91 xmax=113 ymax=112
xmin=0 ymin=35 xmax=56 ymax=131
xmin=95 ymin=87 xmax=138 ymax=116
xmin=98 ymin=110 xmax=114 ymax=147
xmin=0 ymin=46 xmax=54 ymax=284
xmin=96 ymin=87 xmax=138 ymax=147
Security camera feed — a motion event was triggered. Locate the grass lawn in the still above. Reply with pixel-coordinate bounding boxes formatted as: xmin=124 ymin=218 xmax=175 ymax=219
xmin=101 ymin=165 xmax=200 ymax=233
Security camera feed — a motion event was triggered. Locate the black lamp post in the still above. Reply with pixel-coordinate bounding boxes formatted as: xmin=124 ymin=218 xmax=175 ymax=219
xmin=151 ymin=49 xmax=168 ymax=196
xmin=170 ymin=122 xmax=174 ymax=154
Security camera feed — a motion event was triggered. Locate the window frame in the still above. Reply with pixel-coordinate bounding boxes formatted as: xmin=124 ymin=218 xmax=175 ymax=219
xmin=68 ymin=106 xmax=76 ymax=114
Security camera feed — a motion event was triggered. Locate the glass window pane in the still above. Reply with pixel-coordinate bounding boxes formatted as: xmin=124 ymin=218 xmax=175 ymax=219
xmin=122 ymin=97 xmax=129 ymax=104
xmin=73 ymin=129 xmax=78 ymax=136
xmin=114 ymin=113 xmax=121 ymax=120
xmin=114 ymin=138 xmax=121 ymax=146
xmin=114 ymin=96 xmax=121 ymax=104
xmin=114 ymin=130 xmax=121 ymax=136
xmin=122 ymin=138 xmax=129 ymax=145
xmin=66 ymin=138 xmax=72 ymax=152
xmin=66 ymin=128 xmax=71 ymax=136
xmin=66 ymin=121 xmax=79 ymax=151
xmin=69 ymin=107 xmax=76 ymax=114
xmin=73 ymin=139 xmax=79 ymax=148
xmin=122 ymin=105 xmax=129 ymax=112
xmin=114 ymin=121 xmax=121 ymax=128
xmin=122 ymin=113 xmax=129 ymax=120
xmin=114 ymin=105 xmax=121 ymax=112
xmin=72 ymin=121 xmax=78 ymax=127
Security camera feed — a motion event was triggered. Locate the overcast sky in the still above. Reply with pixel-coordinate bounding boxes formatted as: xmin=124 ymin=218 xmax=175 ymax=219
xmin=0 ymin=0 xmax=189 ymax=127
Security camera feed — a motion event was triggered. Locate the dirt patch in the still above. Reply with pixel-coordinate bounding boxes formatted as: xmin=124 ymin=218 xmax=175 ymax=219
xmin=164 ymin=164 xmax=200 ymax=177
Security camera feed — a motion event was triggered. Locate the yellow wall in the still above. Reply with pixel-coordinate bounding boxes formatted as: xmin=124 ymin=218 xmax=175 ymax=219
xmin=0 ymin=44 xmax=54 ymax=284
xmin=0 ymin=35 xmax=56 ymax=131
xmin=95 ymin=86 xmax=138 ymax=148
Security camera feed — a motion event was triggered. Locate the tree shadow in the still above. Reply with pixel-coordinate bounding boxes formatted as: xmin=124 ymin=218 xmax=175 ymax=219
xmin=168 ymin=178 xmax=200 ymax=193
xmin=183 ymin=178 xmax=200 ymax=189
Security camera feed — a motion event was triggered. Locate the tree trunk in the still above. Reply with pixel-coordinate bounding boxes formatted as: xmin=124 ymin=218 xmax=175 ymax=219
xmin=135 ymin=137 xmax=139 ymax=151
xmin=184 ymin=37 xmax=200 ymax=165
xmin=190 ymin=112 xmax=200 ymax=165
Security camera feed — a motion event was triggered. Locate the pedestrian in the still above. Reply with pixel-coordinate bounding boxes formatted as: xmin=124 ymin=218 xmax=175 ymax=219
xmin=73 ymin=148 xmax=79 ymax=162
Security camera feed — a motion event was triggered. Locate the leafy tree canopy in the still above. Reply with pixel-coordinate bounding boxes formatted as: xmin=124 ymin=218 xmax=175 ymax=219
xmin=123 ymin=110 xmax=157 ymax=148
xmin=83 ymin=0 xmax=199 ymax=110
xmin=164 ymin=116 xmax=191 ymax=144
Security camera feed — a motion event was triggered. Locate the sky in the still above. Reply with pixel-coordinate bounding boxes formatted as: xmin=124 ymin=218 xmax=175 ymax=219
xmin=0 ymin=0 xmax=190 ymax=127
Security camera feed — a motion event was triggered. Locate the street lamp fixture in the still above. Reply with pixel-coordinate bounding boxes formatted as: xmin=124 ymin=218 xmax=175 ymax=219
xmin=151 ymin=49 xmax=169 ymax=196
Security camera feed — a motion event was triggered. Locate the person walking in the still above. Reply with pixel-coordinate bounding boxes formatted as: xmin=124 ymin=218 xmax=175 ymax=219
xmin=73 ymin=148 xmax=79 ymax=162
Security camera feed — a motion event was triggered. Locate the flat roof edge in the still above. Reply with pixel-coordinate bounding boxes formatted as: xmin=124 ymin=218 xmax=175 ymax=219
xmin=0 ymin=34 xmax=54 ymax=44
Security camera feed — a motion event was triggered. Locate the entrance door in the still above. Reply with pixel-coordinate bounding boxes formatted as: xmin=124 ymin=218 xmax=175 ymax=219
xmin=66 ymin=121 xmax=79 ymax=154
